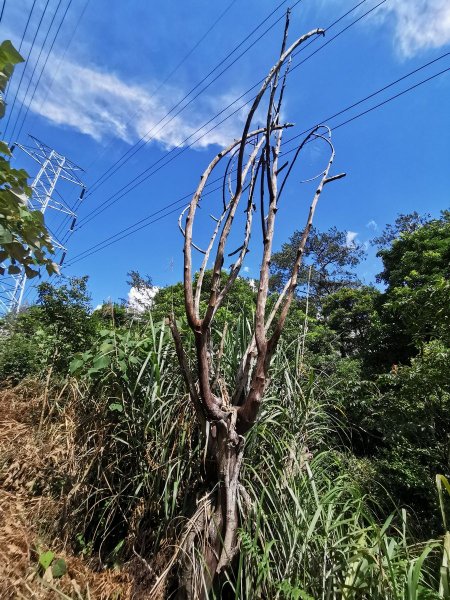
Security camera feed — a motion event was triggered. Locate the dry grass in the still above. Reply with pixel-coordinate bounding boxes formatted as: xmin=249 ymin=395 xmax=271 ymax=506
xmin=0 ymin=382 xmax=133 ymax=600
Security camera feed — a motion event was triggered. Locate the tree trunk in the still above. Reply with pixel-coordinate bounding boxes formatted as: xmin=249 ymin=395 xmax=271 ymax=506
xmin=176 ymin=418 xmax=244 ymax=600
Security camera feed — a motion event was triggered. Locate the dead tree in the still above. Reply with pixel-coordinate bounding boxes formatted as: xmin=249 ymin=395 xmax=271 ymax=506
xmin=153 ymin=12 xmax=345 ymax=599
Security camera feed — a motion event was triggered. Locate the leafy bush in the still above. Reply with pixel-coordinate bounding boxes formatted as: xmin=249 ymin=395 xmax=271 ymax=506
xmin=0 ymin=331 xmax=39 ymax=383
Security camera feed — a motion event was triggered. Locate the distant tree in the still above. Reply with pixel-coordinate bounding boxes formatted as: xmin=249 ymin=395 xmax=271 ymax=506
xmin=270 ymin=226 xmax=366 ymax=301
xmin=334 ymin=212 xmax=450 ymax=536
xmin=377 ymin=211 xmax=450 ymax=349
xmin=151 ymin=280 xmax=184 ymax=323
xmin=151 ymin=271 xmax=257 ymax=328
xmin=372 ymin=211 xmax=431 ymax=251
xmin=126 ymin=269 xmax=153 ymax=291
xmin=0 ymin=276 xmax=95 ymax=379
xmin=363 ymin=341 xmax=450 ymax=535
xmin=92 ymin=301 xmax=128 ymax=328
xmin=377 ymin=211 xmax=450 ymax=289
xmin=322 ymin=286 xmax=382 ymax=358
xmin=34 ymin=276 xmax=96 ymax=370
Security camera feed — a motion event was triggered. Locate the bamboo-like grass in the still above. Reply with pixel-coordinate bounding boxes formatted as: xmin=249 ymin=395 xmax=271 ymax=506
xmin=64 ymin=315 xmax=447 ymax=598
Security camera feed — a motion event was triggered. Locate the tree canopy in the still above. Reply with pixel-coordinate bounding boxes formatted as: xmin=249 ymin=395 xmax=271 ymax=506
xmin=270 ymin=225 xmax=366 ymax=301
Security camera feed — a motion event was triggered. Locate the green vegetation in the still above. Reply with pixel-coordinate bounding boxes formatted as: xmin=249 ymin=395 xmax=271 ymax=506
xmin=0 ymin=40 xmax=57 ymax=279
xmin=1 ymin=211 xmax=449 ymax=597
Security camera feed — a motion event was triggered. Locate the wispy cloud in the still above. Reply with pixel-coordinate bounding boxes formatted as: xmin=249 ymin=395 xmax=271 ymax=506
xmin=366 ymin=219 xmax=378 ymax=231
xmin=345 ymin=231 xmax=358 ymax=247
xmin=321 ymin=0 xmax=450 ymax=57
xmin=28 ymin=57 xmax=253 ymax=149
xmin=383 ymin=0 xmax=450 ymax=57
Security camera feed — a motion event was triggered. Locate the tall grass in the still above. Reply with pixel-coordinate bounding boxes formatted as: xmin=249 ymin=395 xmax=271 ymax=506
xmin=63 ymin=316 xmax=446 ymax=598
xmin=67 ymin=316 xmax=202 ymax=564
xmin=232 ymin=349 xmax=444 ymax=599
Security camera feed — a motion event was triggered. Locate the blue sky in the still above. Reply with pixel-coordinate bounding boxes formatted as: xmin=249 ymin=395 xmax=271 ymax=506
xmin=1 ymin=0 xmax=450 ymax=307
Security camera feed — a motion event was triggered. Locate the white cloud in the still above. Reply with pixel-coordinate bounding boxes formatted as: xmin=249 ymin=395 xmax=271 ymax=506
xmin=322 ymin=0 xmax=450 ymax=57
xmin=127 ymin=285 xmax=159 ymax=313
xmin=345 ymin=231 xmax=358 ymax=247
xmin=27 ymin=57 xmax=254 ymax=149
xmin=248 ymin=278 xmax=257 ymax=292
xmin=366 ymin=219 xmax=378 ymax=231
xmin=243 ymin=266 xmax=250 ymax=273
xmin=378 ymin=0 xmax=450 ymax=57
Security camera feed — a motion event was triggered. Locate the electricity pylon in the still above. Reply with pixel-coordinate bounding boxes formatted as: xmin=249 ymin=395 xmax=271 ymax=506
xmin=0 ymin=136 xmax=85 ymax=314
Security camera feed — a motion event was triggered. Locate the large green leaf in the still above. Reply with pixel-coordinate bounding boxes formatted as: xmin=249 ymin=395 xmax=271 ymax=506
xmin=51 ymin=558 xmax=67 ymax=578
xmin=38 ymin=550 xmax=54 ymax=570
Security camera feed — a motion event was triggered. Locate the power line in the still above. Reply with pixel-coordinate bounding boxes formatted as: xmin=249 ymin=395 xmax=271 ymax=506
xmin=66 ymin=184 xmax=223 ymax=264
xmin=33 ymin=0 xmax=90 ymax=120
xmin=14 ymin=0 xmax=74 ymax=142
xmin=55 ymin=0 xmax=246 ymax=237
xmin=76 ymin=0 xmax=375 ymax=229
xmin=31 ymin=0 xmax=91 ymax=243
xmin=0 ymin=0 xmax=5 ymax=24
xmin=84 ymin=0 xmax=239 ymax=176
xmin=8 ymin=0 xmax=66 ymax=143
xmin=283 ymin=49 xmax=450 ymax=147
xmin=64 ymin=59 xmax=450 ymax=267
xmin=18 ymin=0 xmax=38 ymax=52
xmin=84 ymin=0 xmax=296 ymax=198
xmin=2 ymin=0 xmax=51 ymax=138
xmin=325 ymin=66 xmax=450 ymax=133
xmin=56 ymin=0 xmax=295 ymax=239
xmin=2 ymin=0 xmax=38 ymax=101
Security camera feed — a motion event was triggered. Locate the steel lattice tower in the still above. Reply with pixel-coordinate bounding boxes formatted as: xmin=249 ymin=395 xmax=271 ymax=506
xmin=0 ymin=136 xmax=85 ymax=314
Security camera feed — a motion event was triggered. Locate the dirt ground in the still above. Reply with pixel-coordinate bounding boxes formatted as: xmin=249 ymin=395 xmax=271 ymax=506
xmin=0 ymin=383 xmax=133 ymax=600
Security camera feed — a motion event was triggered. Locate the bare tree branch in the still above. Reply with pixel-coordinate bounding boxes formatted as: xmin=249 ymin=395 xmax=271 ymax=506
xmin=267 ymin=132 xmax=345 ymax=353
xmin=234 ymin=26 xmax=325 ymax=200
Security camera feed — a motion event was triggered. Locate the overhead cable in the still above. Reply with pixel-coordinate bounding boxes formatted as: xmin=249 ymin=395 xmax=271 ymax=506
xmin=77 ymin=0 xmax=374 ymax=228
xmin=64 ymin=60 xmax=450 ymax=266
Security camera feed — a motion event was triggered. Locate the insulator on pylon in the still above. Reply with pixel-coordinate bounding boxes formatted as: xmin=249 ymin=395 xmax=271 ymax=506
xmin=70 ymin=217 xmax=77 ymax=231
xmin=10 ymin=144 xmax=16 ymax=153
xmin=59 ymin=252 xmax=67 ymax=266
xmin=80 ymin=187 xmax=86 ymax=199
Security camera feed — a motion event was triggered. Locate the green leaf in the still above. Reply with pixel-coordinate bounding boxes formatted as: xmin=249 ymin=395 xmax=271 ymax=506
xmin=51 ymin=558 xmax=67 ymax=578
xmin=7 ymin=264 xmax=21 ymax=274
xmin=0 ymin=224 xmax=14 ymax=244
xmin=99 ymin=342 xmax=115 ymax=353
xmin=0 ymin=40 xmax=24 ymax=69
xmin=91 ymin=354 xmax=110 ymax=371
xmin=436 ymin=474 xmax=450 ymax=531
xmin=0 ymin=141 xmax=11 ymax=156
xmin=118 ymin=359 xmax=127 ymax=373
xmin=39 ymin=550 xmax=55 ymax=570
xmin=45 ymin=262 xmax=58 ymax=276
xmin=69 ymin=358 xmax=85 ymax=373
xmin=109 ymin=403 xmax=123 ymax=413
xmin=24 ymin=264 xmax=39 ymax=278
